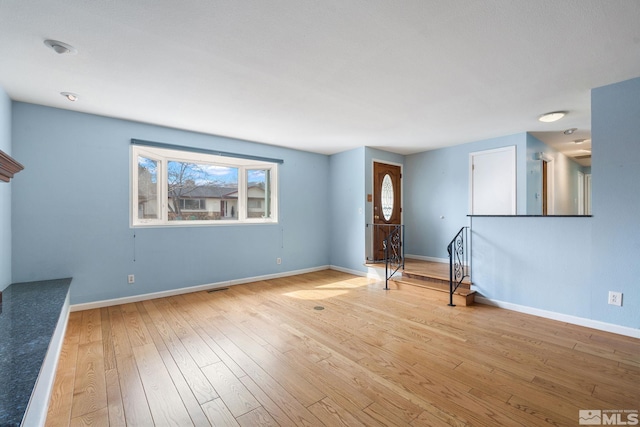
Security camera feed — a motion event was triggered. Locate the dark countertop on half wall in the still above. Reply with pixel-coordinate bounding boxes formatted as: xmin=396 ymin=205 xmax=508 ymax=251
xmin=0 ymin=278 xmax=71 ymax=427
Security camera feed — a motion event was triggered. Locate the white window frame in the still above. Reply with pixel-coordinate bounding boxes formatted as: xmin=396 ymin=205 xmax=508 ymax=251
xmin=132 ymin=145 xmax=278 ymax=227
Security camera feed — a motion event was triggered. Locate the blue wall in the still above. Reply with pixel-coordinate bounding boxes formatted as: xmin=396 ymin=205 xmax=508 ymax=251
xmin=0 ymin=88 xmax=11 ymax=291
xmin=589 ymin=77 xmax=640 ymax=328
xmin=7 ymin=76 xmax=639 ymax=330
xmin=11 ymin=103 xmax=330 ymax=304
xmin=471 ymin=217 xmax=593 ymax=315
xmin=404 ymin=133 xmax=527 ymax=259
xmin=404 ymin=132 xmax=588 ymax=259
xmin=328 ymin=147 xmax=366 ymax=272
xmin=471 ymin=77 xmax=640 ymax=329
xmin=327 ymin=147 xmax=405 ymax=274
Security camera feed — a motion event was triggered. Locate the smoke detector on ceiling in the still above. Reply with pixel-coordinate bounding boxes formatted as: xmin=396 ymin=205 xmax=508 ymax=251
xmin=61 ymin=92 xmax=79 ymax=102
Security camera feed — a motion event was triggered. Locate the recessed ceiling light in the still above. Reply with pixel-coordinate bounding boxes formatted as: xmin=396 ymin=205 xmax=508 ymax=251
xmin=538 ymin=111 xmax=567 ymax=123
xmin=44 ymin=39 xmax=77 ymax=55
xmin=61 ymin=92 xmax=79 ymax=102
xmin=564 ymin=128 xmax=578 ymax=135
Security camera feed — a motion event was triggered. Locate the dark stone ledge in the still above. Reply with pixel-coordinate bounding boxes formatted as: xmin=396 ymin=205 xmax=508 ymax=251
xmin=468 ymin=215 xmax=592 ymax=217
xmin=0 ymin=278 xmax=71 ymax=427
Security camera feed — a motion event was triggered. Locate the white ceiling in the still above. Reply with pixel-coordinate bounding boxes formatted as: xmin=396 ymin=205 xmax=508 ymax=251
xmin=1 ymin=1 xmax=639 ymax=158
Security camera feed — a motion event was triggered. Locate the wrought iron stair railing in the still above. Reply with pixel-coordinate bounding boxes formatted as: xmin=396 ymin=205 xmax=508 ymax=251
xmin=383 ymin=225 xmax=404 ymax=290
xmin=447 ymin=226 xmax=470 ymax=306
xmin=366 ymin=223 xmax=404 ymax=289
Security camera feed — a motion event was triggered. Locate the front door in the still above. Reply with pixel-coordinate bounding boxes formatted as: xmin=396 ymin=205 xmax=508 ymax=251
xmin=373 ymin=162 xmax=402 ymax=261
xmin=220 ymin=200 xmax=227 ymax=217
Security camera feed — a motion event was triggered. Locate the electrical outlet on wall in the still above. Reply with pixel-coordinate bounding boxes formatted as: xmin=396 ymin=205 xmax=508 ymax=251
xmin=128 ymin=274 xmax=135 ymax=284
xmin=276 ymin=258 xmax=282 ymax=265
xmin=608 ymin=291 xmax=622 ymax=306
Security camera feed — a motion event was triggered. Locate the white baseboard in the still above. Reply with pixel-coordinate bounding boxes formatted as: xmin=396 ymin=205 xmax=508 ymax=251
xmin=475 ymin=296 xmax=640 ymax=339
xmin=405 ymin=254 xmax=449 ymax=264
xmin=71 ymin=265 xmax=329 ymax=312
xmin=330 ymin=265 xmax=368 ymax=277
xmin=329 ymin=264 xmax=390 ymax=281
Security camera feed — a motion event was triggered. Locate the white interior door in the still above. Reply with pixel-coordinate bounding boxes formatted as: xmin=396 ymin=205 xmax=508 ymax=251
xmin=469 ymin=146 xmax=516 ymax=215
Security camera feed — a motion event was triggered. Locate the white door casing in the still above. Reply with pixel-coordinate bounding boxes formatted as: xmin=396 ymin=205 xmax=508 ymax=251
xmin=539 ymin=153 xmax=555 ymax=215
xmin=578 ymin=171 xmax=585 ymax=215
xmin=585 ymin=173 xmax=592 ymax=215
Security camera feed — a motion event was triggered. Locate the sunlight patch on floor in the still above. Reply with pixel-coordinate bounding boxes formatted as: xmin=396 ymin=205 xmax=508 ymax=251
xmin=314 ymin=279 xmax=369 ymax=290
xmin=283 ymin=289 xmax=349 ymax=300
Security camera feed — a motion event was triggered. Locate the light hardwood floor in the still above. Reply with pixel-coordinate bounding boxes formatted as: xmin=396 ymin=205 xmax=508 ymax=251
xmin=46 ymin=270 xmax=639 ymax=426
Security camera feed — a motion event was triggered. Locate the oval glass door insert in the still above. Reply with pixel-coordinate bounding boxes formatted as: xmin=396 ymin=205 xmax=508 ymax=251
xmin=381 ymin=174 xmax=394 ymax=221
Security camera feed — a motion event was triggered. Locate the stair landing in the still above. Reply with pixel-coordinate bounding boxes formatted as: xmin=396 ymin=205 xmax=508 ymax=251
xmin=389 ymin=259 xmax=475 ymax=306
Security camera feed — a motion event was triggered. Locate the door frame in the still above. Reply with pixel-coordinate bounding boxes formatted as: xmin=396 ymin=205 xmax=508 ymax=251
xmin=585 ymin=173 xmax=592 ymax=215
xmin=368 ymin=159 xmax=403 ymax=261
xmin=539 ymin=153 xmax=555 ymax=215
xmin=577 ymin=171 xmax=585 ymax=215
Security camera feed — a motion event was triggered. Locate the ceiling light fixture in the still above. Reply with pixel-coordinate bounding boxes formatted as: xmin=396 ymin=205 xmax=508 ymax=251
xmin=564 ymin=128 xmax=577 ymax=135
xmin=44 ymin=39 xmax=77 ymax=55
xmin=538 ymin=111 xmax=567 ymax=123
xmin=574 ymin=139 xmax=586 ymax=144
xmin=61 ymin=92 xmax=79 ymax=102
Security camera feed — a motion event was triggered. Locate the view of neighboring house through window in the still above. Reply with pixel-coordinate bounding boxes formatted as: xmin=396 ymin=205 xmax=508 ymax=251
xmin=137 ymin=156 xmax=160 ymax=220
xmin=248 ymin=169 xmax=271 ymax=218
xmin=167 ymin=160 xmax=239 ymax=221
xmin=133 ymin=145 xmax=278 ymax=226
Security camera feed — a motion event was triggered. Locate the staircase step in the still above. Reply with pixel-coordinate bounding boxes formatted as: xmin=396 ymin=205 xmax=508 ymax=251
xmin=389 ymin=277 xmax=476 ymax=306
xmin=402 ymin=271 xmax=472 ymax=289
xmin=402 ymin=259 xmax=472 ymax=286
xmin=391 ymin=277 xmax=475 ymax=296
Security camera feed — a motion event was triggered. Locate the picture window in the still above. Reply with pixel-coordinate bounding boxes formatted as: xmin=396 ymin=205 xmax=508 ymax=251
xmin=132 ymin=145 xmax=278 ymax=226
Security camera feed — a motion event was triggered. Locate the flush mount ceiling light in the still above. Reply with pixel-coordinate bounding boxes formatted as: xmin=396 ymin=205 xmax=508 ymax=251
xmin=44 ymin=39 xmax=77 ymax=55
xmin=564 ymin=128 xmax=578 ymax=135
xmin=61 ymin=92 xmax=78 ymax=102
xmin=538 ymin=111 xmax=567 ymax=123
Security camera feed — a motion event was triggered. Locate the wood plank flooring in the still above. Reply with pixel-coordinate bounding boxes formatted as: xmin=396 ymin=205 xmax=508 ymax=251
xmin=46 ymin=270 xmax=640 ymax=426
